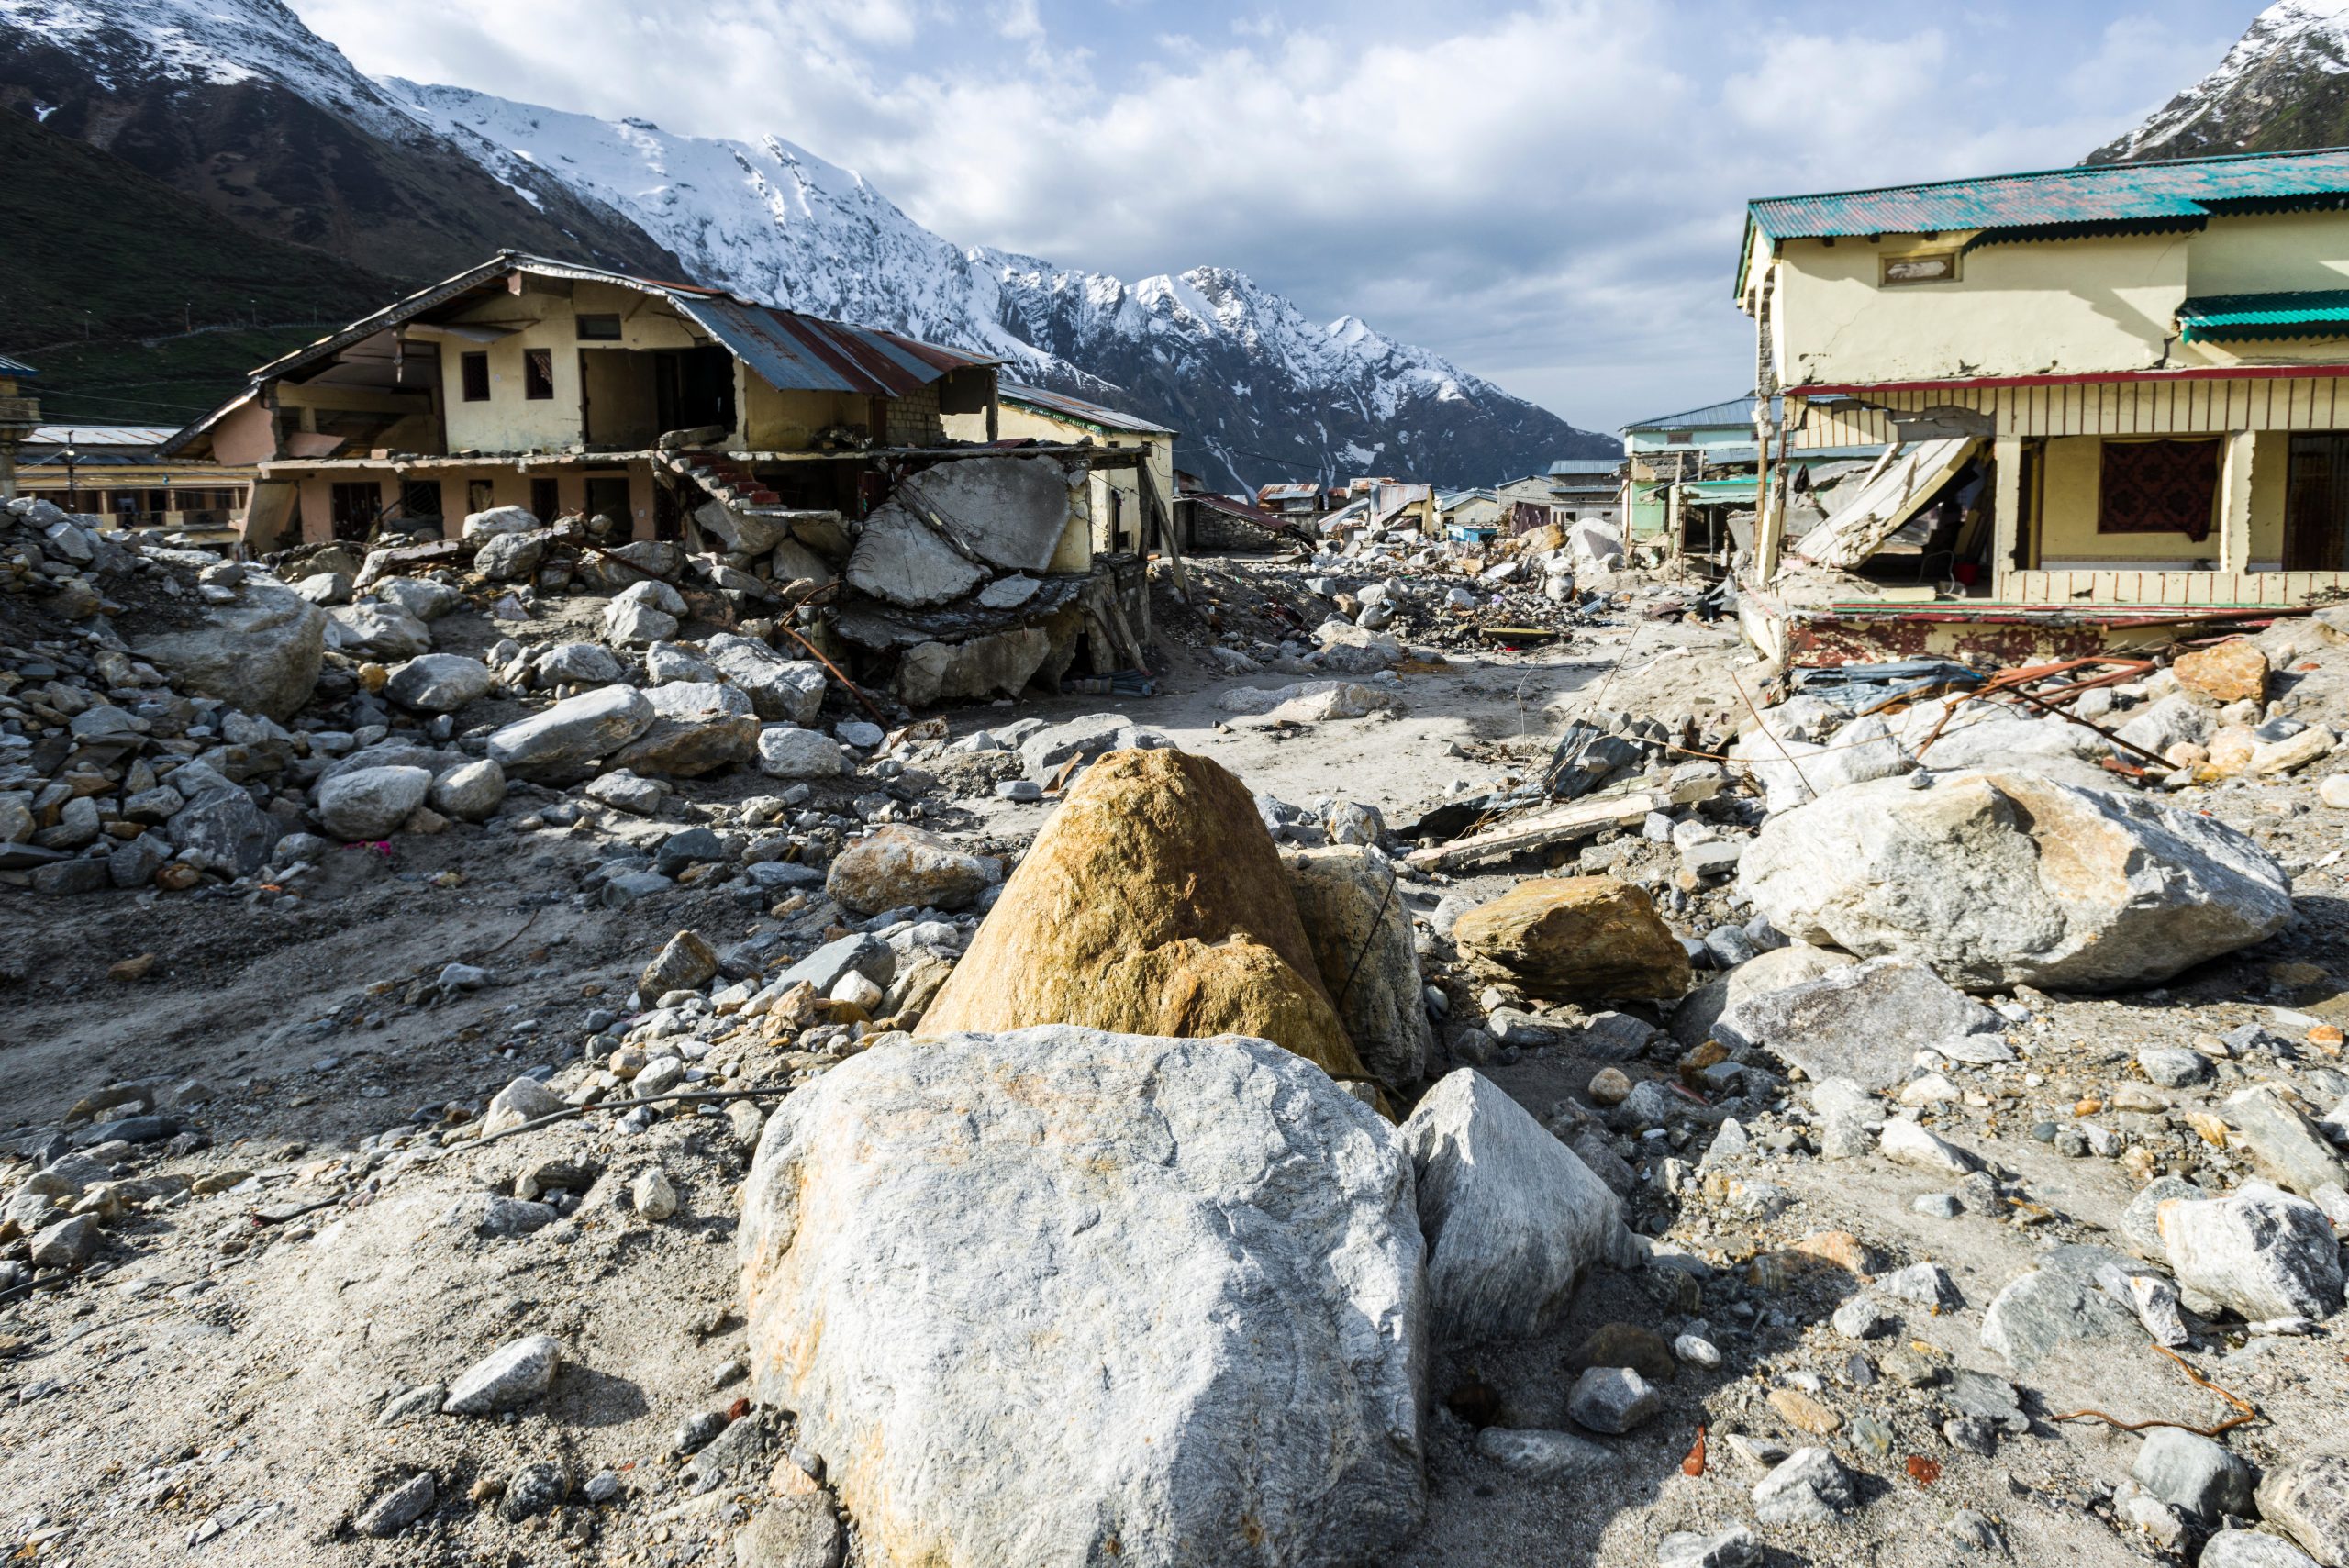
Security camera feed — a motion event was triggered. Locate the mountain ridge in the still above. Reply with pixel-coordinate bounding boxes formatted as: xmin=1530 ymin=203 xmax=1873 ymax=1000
xmin=2089 ymin=2 xmax=2349 ymax=163
xmin=0 ymin=0 xmax=1614 ymax=488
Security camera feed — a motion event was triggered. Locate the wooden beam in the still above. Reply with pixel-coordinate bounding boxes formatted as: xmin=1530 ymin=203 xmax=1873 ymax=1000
xmin=1403 ymin=791 xmax=1666 ymax=873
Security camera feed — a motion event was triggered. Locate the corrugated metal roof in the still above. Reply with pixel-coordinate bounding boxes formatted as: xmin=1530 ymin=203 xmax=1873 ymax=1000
xmin=1683 ymin=478 xmax=1760 ymax=502
xmin=1257 ymin=481 xmax=1324 ymax=502
xmin=1000 ymin=382 xmax=1175 ymax=436
xmin=25 ymin=425 xmax=177 ymax=446
xmin=671 ymin=294 xmax=988 ymax=398
xmin=1622 ymin=395 xmax=1774 ymax=433
xmin=2176 ymin=289 xmax=2349 ymax=343
xmin=0 ymin=353 xmax=35 ymax=377
xmin=1749 ymin=146 xmax=2349 ymax=242
xmin=1546 ymin=457 xmax=1623 ymax=474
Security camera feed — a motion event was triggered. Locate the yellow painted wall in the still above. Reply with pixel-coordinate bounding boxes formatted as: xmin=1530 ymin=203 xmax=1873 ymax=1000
xmin=439 ymin=282 xmax=713 ymax=452
xmin=742 ymin=384 xmax=864 ymax=450
xmin=1771 ymin=232 xmax=2188 ymax=385
xmin=2034 ymin=436 xmax=2216 ymax=564
xmin=285 ymin=462 xmax=656 ymax=543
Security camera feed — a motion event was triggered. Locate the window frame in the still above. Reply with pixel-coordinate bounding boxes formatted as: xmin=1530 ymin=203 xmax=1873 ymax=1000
xmin=459 ymin=351 xmax=490 ymax=403
xmin=523 ymin=348 xmax=555 ymax=401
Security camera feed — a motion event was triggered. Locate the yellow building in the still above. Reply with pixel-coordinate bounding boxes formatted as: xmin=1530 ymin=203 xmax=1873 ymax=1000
xmin=940 ymin=382 xmax=1178 ymax=557
xmin=1737 ymin=146 xmax=2349 ymax=630
xmin=14 ymin=425 xmax=252 ymax=538
xmin=167 ymin=253 xmax=1008 ymax=550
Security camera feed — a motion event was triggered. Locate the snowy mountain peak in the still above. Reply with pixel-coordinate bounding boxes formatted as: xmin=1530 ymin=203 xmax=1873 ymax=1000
xmin=0 ymin=0 xmax=417 ymax=138
xmin=2090 ymin=2 xmax=2349 ymax=163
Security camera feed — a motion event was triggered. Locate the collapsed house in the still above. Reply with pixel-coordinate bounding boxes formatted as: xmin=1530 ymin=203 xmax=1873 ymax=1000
xmin=1620 ymin=395 xmax=1885 ymax=564
xmin=162 ymin=253 xmax=1171 ymax=705
xmin=1737 ymin=146 xmax=2349 ymax=661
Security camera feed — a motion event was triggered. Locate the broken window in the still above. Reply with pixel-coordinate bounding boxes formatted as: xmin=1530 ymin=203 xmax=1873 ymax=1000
xmin=460 ymin=351 xmax=490 ymax=403
xmin=398 ymin=480 xmax=443 ymax=526
xmin=1882 ymin=251 xmax=1960 ymax=286
xmin=524 ymin=349 xmax=555 ymax=401
xmin=576 ymin=314 xmax=623 ymax=341
xmin=467 ymin=479 xmax=495 ymax=516
xmin=2099 ymin=439 xmax=2218 ymax=542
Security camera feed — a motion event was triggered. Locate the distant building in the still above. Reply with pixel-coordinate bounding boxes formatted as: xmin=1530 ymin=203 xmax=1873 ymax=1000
xmin=1254 ymin=481 xmax=1328 ymax=520
xmin=0 ymin=354 xmax=37 ymax=500
xmin=15 ymin=425 xmax=252 ymax=539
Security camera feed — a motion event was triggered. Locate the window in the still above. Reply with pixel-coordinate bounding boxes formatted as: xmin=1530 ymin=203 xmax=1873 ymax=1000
xmin=524 ymin=348 xmax=555 ymax=401
xmin=467 ymin=479 xmax=495 ymax=516
xmin=576 ymin=313 xmax=623 ymax=341
xmin=460 ymin=351 xmax=490 ymax=402
xmin=2099 ymin=439 xmax=2219 ymax=541
xmin=530 ymin=477 xmax=561 ymax=523
xmin=329 ymin=482 xmax=382 ymax=542
xmin=398 ymin=480 xmax=443 ymax=525
xmin=1882 ymin=251 xmax=1960 ymax=286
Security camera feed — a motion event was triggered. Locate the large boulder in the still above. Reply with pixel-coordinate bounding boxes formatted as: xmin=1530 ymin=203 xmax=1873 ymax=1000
xmin=1398 ymin=1069 xmax=1629 ymax=1345
xmin=1739 ymin=770 xmax=2292 ymax=990
xmin=328 ymin=600 xmax=433 ymax=660
xmin=894 ymin=456 xmax=1074 ymax=573
xmin=484 ymin=685 xmax=655 ymax=782
xmin=2160 ymin=1184 xmax=2344 ymax=1322
xmin=317 ymin=765 xmax=432 ymax=840
xmin=1734 ymin=955 xmax=2003 ymax=1090
xmin=845 ymin=504 xmax=987 ymax=608
xmin=128 ymin=584 xmax=326 ymax=722
xmin=383 ymin=653 xmax=493 ymax=714
xmin=461 ymin=505 xmax=540 ymax=540
xmin=920 ymin=749 xmax=1375 ymax=1085
xmin=1669 ymin=942 xmax=1855 ymax=1051
xmin=166 ymin=785 xmax=275 ymax=876
xmin=607 ymin=682 xmax=761 ymax=778
xmin=1453 ymin=876 xmax=1691 ymax=1001
xmin=706 ymin=634 xmax=826 ymax=724
xmin=1283 ymin=845 xmax=1432 ymax=1088
xmin=826 ymin=825 xmax=997 ymax=917
xmin=897 ymin=628 xmax=1053 ymax=707
xmin=739 ymin=1027 xmax=1425 ymax=1568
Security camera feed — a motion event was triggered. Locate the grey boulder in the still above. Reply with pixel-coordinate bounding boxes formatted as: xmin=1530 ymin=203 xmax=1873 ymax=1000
xmin=2160 ymin=1184 xmax=2343 ymax=1322
xmin=706 ymin=634 xmax=826 ymax=724
xmin=1397 ymin=1068 xmax=1630 ymax=1346
xmin=486 ymin=685 xmax=655 ymax=783
xmin=1734 ymin=955 xmax=2002 ymax=1090
xmin=739 ymin=1027 xmax=1425 ymax=1568
xmin=1752 ymin=1447 xmax=1854 ymax=1525
xmin=317 ymin=766 xmax=433 ymax=840
xmin=442 ymin=1333 xmax=561 ymax=1415
xmin=1980 ymin=1245 xmax=2146 ymax=1370
xmin=609 ymin=681 xmax=762 ymax=778
xmin=329 ymin=600 xmax=433 ymax=661
xmin=384 ymin=653 xmax=493 ymax=714
xmin=429 ymin=760 xmax=507 ymax=822
xmin=1738 ymin=770 xmax=2292 ymax=990
xmin=2258 ymin=1451 xmax=2349 ymax=1567
xmin=844 ymin=503 xmax=987 ymax=608
xmin=2134 ymin=1428 xmax=2253 ymax=1521
xmin=167 ymin=786 xmax=275 ymax=876
xmin=1283 ymin=845 xmax=1432 ymax=1088
xmin=129 ymin=583 xmax=327 ymax=721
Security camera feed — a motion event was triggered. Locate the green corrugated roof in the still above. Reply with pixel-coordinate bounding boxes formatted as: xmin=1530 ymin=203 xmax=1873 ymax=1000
xmin=2176 ymin=289 xmax=2349 ymax=343
xmin=1748 ymin=146 xmax=2349 ymax=243
xmin=1682 ymin=478 xmax=1759 ymax=502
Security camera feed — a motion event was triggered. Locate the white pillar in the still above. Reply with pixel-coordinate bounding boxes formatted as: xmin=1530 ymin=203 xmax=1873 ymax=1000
xmin=2218 ymin=428 xmax=2256 ymax=574
xmin=1990 ymin=434 xmax=2022 ymax=600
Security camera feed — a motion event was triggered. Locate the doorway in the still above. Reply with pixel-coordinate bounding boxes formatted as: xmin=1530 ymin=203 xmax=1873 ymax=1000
xmin=584 ymin=476 xmax=633 ymax=540
xmin=329 ymin=482 xmax=381 ymax=542
xmin=2286 ymin=433 xmax=2349 ymax=571
xmin=655 ymin=347 xmax=736 ymax=436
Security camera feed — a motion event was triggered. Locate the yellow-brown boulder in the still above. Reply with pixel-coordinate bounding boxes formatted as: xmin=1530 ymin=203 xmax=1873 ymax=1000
xmin=918 ymin=748 xmax=1369 ymax=1081
xmin=2174 ymin=638 xmax=2267 ymax=705
xmin=1453 ymin=875 xmax=1690 ymax=1000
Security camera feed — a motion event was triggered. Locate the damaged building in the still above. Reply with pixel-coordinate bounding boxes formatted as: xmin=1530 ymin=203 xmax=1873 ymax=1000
xmin=163 ymin=252 xmax=1171 ymax=706
xmin=1737 ymin=146 xmax=2349 ymax=660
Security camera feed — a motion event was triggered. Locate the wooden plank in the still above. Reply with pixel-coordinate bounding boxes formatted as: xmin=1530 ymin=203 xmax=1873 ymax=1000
xmin=1404 ymin=792 xmax=1667 ymax=873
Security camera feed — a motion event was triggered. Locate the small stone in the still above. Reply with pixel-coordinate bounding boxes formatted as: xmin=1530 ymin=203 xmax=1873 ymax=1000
xmin=1751 ymin=1446 xmax=1854 ymax=1525
xmin=1849 ymin=1411 xmax=1896 ymax=1459
xmin=482 ymin=1075 xmax=566 ymax=1136
xmin=28 ymin=1215 xmax=95 ymax=1271
xmin=1912 ymin=1194 xmax=1963 ymax=1218
xmin=1881 ymin=1118 xmax=1982 ymax=1174
xmin=2140 ymin=1047 xmax=2212 ymax=1088
xmin=1567 ymin=1364 xmax=1663 ymax=1434
xmin=2134 ymin=1428 xmax=2253 ymax=1521
xmin=676 ymin=1409 xmax=730 ymax=1455
xmin=356 ymin=1472 xmax=437 ymax=1537
xmin=733 ymin=1496 xmax=846 ymax=1568
xmin=640 ymin=929 xmax=719 ymax=995
xmin=1943 ymin=1416 xmax=1998 ymax=1456
xmin=1655 ymin=1526 xmax=1762 ymax=1568
xmin=1588 ymin=1066 xmax=1633 ymax=1106
xmin=442 ymin=1334 xmax=561 ymax=1416
xmin=375 ymin=1384 xmax=445 ymax=1428
xmin=1767 ymin=1386 xmax=1841 ymax=1437
xmin=1673 ymin=1333 xmax=1721 ymax=1370
xmin=1878 ymin=1262 xmax=1964 ymax=1311
xmin=502 ymin=1461 xmax=567 ymax=1520
xmin=1832 ymin=1298 xmax=1895 ymax=1339
xmin=1474 ymin=1426 xmax=1616 ymax=1477
xmin=2199 ymin=1531 xmax=2322 ymax=1568
xmin=633 ymin=1170 xmax=679 ymax=1222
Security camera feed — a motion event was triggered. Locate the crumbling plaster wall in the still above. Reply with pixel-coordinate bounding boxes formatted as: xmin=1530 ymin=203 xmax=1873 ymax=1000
xmin=438 ymin=283 xmax=710 ymax=453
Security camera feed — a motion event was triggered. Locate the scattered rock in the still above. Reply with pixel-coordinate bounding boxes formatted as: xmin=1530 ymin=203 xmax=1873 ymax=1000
xmin=2134 ymin=1428 xmax=2254 ymax=1521
xmin=1452 ymin=874 xmax=1692 ymax=1000
xmin=355 ymin=1472 xmax=437 ymax=1537
xmin=1398 ymin=1070 xmax=1629 ymax=1345
xmin=826 ymin=826 xmax=996 ymax=916
xmin=317 ymin=765 xmax=432 ymax=840
xmin=1566 ymin=1364 xmax=1661 ymax=1433
xmin=2258 ymin=1451 xmax=2349 ymax=1567
xmin=1751 ymin=1446 xmax=1855 ymax=1525
xmin=1282 ymin=845 xmax=1433 ymax=1088
xmin=2161 ymin=1185 xmax=2344 ymax=1322
xmin=442 ymin=1334 xmax=562 ymax=1415
xmin=1737 ymin=956 xmax=2002 ymax=1089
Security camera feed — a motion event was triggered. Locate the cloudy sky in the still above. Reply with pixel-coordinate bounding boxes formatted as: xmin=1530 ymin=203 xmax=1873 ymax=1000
xmin=293 ymin=0 xmax=2256 ymax=434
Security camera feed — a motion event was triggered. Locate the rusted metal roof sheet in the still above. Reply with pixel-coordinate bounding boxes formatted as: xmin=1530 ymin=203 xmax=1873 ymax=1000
xmin=1000 ymin=382 xmax=1175 ymax=435
xmin=1749 ymin=146 xmax=2349 ymax=242
xmin=672 ymin=295 xmax=992 ymax=397
xmin=1257 ymin=482 xmax=1323 ymax=503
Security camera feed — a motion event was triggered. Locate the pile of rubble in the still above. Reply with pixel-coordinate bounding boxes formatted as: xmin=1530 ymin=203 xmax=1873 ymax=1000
xmin=9 ymin=505 xmax=2349 ymax=1568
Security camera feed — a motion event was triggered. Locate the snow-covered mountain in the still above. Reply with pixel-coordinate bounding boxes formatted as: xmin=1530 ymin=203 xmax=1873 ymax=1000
xmin=2089 ymin=2 xmax=2349 ymax=163
xmin=0 ymin=0 xmax=1613 ymax=488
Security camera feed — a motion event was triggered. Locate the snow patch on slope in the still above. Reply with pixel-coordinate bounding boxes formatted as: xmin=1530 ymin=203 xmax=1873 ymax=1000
xmin=2095 ymin=1 xmax=2349 ymax=161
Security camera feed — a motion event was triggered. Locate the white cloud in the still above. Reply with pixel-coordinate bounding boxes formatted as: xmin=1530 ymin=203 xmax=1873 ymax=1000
xmin=288 ymin=0 xmax=2248 ymax=431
